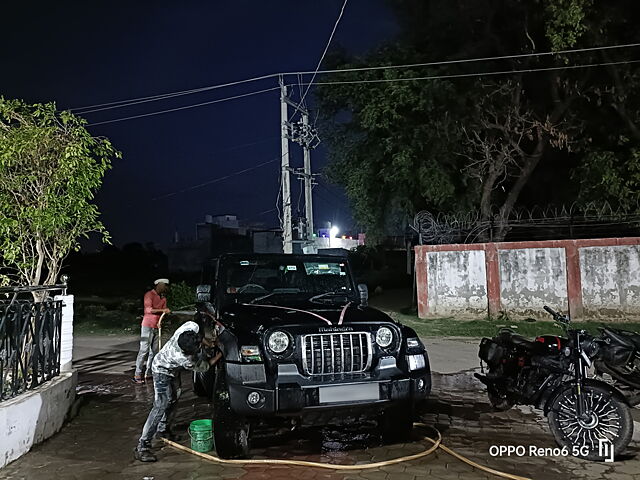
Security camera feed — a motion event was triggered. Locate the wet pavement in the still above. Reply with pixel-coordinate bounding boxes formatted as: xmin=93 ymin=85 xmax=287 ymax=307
xmin=2 ymin=348 xmax=639 ymax=480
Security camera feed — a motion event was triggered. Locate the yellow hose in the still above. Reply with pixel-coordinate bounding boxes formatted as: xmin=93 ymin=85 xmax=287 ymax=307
xmin=162 ymin=423 xmax=531 ymax=480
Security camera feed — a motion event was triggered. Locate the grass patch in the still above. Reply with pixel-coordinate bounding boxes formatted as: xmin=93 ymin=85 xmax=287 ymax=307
xmin=387 ymin=311 xmax=640 ymax=338
xmin=73 ymin=310 xmax=139 ymax=335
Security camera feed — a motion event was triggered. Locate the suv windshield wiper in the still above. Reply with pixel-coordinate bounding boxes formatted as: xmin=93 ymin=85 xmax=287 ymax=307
xmin=308 ymin=291 xmax=349 ymax=303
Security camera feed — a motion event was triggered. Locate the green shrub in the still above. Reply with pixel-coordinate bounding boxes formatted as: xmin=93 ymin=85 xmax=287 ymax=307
xmin=168 ymin=281 xmax=196 ymax=310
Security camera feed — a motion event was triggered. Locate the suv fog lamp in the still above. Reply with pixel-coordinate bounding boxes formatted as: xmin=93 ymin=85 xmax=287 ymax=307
xmin=376 ymin=327 xmax=393 ymax=347
xmin=408 ymin=354 xmax=426 ymax=371
xmin=268 ymin=331 xmax=289 ymax=353
xmin=417 ymin=378 xmax=425 ymax=390
xmin=241 ymin=345 xmax=262 ymax=362
xmin=247 ymin=391 xmax=261 ymax=405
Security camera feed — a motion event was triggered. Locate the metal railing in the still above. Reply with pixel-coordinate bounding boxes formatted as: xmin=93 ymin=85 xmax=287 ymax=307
xmin=0 ymin=285 xmax=66 ymax=402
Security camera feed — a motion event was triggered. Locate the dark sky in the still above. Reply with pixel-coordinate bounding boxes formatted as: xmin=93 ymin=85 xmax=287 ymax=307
xmin=1 ymin=1 xmax=398 ymax=251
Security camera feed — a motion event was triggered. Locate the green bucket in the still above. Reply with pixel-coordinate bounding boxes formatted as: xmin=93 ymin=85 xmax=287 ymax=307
xmin=188 ymin=419 xmax=213 ymax=453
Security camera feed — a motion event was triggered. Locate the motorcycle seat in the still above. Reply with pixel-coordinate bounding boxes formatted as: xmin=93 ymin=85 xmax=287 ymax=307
xmin=499 ymin=331 xmax=536 ymax=349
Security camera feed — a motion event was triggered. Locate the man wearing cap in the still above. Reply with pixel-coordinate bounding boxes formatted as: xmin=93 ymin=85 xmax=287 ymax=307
xmin=133 ymin=278 xmax=171 ymax=384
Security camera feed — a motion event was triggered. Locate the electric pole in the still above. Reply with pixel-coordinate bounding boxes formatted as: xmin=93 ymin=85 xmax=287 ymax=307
xmin=280 ymin=77 xmax=293 ymax=254
xmin=302 ymin=111 xmax=314 ymax=241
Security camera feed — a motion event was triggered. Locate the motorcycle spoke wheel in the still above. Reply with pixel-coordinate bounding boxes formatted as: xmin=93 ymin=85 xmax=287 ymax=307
xmin=548 ymin=384 xmax=633 ymax=461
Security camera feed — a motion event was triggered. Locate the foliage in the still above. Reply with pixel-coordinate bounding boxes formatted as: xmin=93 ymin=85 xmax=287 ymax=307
xmin=543 ymin=0 xmax=593 ymax=50
xmin=0 ymin=98 xmax=120 ymax=289
xmin=317 ymin=48 xmax=471 ymax=242
xmin=168 ymin=281 xmax=196 ymax=310
xmin=316 ymin=0 xmax=640 ymax=242
xmin=573 ymin=145 xmax=640 ymax=211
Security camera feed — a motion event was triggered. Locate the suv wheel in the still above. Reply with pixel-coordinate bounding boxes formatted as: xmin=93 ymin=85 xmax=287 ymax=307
xmin=378 ymin=402 xmax=414 ymax=443
xmin=212 ymin=363 xmax=250 ymax=458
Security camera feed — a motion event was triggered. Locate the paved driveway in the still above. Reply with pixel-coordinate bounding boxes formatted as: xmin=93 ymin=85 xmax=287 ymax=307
xmin=2 ymin=336 xmax=638 ymax=480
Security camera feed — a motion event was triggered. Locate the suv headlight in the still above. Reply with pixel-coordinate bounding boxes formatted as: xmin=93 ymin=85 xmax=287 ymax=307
xmin=376 ymin=327 xmax=393 ymax=348
xmin=267 ymin=331 xmax=289 ymax=353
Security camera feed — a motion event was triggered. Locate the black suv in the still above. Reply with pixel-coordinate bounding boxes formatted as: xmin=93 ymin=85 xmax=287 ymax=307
xmin=192 ymin=253 xmax=431 ymax=458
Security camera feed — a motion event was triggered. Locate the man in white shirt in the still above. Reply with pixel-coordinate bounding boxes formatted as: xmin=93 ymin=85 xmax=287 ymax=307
xmin=134 ymin=321 xmax=220 ymax=462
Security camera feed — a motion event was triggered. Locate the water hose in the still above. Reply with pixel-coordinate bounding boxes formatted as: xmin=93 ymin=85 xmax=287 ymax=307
xmin=161 ymin=423 xmax=531 ymax=480
xmin=157 ymin=312 xmax=167 ymax=350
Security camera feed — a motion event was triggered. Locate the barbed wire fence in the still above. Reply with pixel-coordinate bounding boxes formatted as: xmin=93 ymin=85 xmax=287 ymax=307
xmin=412 ymin=201 xmax=640 ymax=245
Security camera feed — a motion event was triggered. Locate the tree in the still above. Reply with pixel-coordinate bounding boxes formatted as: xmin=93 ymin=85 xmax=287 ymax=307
xmin=0 ymin=98 xmax=120 ymax=291
xmin=317 ymin=47 xmax=471 ymax=243
xmin=317 ymin=0 xmax=640 ymax=242
xmin=461 ymin=80 xmax=570 ymax=240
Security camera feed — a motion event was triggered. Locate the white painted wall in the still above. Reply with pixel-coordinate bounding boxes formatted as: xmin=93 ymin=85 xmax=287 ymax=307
xmin=499 ymin=248 xmax=568 ymax=316
xmin=0 ymin=371 xmax=77 ymax=468
xmin=427 ymin=250 xmax=487 ymax=315
xmin=580 ymin=245 xmax=640 ymax=317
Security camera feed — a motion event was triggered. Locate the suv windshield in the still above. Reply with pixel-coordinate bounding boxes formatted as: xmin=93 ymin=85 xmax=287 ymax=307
xmin=221 ymin=258 xmax=354 ymax=303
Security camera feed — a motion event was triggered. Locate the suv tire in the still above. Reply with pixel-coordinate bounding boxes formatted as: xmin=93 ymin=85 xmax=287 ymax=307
xmin=212 ymin=362 xmax=251 ymax=459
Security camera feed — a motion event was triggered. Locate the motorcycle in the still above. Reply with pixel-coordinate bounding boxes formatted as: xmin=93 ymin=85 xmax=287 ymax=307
xmin=475 ymin=306 xmax=634 ymax=461
xmin=594 ymin=325 xmax=640 ymax=406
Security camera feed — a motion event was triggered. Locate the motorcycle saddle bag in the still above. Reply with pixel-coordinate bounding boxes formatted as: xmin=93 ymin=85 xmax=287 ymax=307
xmin=479 ymin=337 xmax=506 ymax=366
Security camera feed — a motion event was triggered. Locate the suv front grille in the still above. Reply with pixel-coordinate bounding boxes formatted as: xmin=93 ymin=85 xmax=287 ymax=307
xmin=302 ymin=332 xmax=372 ymax=375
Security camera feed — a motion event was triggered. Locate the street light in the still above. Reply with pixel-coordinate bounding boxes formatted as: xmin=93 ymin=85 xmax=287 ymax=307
xmin=329 ymin=226 xmax=339 ymax=248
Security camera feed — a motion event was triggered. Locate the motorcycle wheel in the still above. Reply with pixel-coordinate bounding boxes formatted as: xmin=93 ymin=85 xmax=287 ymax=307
xmin=547 ymin=384 xmax=633 ymax=461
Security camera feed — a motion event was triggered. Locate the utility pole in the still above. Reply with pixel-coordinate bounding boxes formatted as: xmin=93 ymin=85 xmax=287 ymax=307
xmin=302 ymin=111 xmax=314 ymax=241
xmin=280 ymin=77 xmax=293 ymax=254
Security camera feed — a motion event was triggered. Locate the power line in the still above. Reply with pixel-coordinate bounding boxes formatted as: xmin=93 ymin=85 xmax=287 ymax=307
xmin=86 ymin=87 xmax=280 ymax=126
xmin=71 ymin=73 xmax=281 ymax=113
xmin=69 ymin=42 xmax=640 ymax=114
xmin=84 ymin=58 xmax=640 ymax=127
xmin=303 ymin=58 xmax=640 ymax=87
xmin=150 ymin=155 xmax=282 ymax=201
xmin=293 ymin=0 xmax=348 ymax=119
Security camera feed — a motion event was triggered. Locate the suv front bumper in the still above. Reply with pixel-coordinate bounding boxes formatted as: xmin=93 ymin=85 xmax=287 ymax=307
xmin=227 ymin=354 xmax=431 ymax=417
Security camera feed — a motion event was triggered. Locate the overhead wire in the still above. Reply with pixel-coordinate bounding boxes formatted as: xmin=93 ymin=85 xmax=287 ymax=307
xmin=150 ymin=154 xmax=284 ymax=201
xmin=69 ymin=42 xmax=640 ymax=115
xmin=83 ymin=58 xmax=640 ymax=127
xmin=86 ymin=87 xmax=280 ymax=126
xmin=301 ymin=58 xmax=640 ymax=87
xmin=291 ymin=0 xmax=348 ymax=120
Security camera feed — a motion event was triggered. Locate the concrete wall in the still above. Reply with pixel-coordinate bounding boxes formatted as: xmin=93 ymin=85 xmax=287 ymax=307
xmin=0 ymin=371 xmax=77 ymax=468
xmin=580 ymin=245 xmax=640 ymax=318
xmin=499 ymin=248 xmax=568 ymax=315
xmin=415 ymin=238 xmax=640 ymax=320
xmin=426 ymin=250 xmax=488 ymax=316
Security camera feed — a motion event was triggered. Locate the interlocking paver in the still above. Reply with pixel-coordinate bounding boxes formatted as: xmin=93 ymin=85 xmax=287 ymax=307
xmin=2 ymin=369 xmax=638 ymax=480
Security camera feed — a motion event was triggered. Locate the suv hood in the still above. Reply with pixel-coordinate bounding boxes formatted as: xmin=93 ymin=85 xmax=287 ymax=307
xmin=219 ymin=301 xmax=394 ymax=333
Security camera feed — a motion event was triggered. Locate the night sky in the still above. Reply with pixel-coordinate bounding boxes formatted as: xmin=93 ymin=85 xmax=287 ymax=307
xmin=2 ymin=1 xmax=399 ymax=250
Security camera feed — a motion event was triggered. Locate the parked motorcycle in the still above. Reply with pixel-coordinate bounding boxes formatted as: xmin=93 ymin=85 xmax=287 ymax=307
xmin=475 ymin=306 xmax=634 ymax=461
xmin=594 ymin=326 xmax=640 ymax=406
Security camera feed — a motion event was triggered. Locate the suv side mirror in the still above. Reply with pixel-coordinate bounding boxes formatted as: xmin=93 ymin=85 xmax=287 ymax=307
xmin=357 ymin=284 xmax=368 ymax=307
xmin=196 ymin=284 xmax=211 ymax=302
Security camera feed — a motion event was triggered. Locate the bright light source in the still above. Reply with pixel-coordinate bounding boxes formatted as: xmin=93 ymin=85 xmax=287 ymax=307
xmin=330 ymin=226 xmax=339 ymax=237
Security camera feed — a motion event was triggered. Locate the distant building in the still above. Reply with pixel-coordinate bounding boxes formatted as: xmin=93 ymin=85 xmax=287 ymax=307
xmin=168 ymin=214 xmax=365 ymax=273
xmin=168 ymin=214 xmax=252 ymax=274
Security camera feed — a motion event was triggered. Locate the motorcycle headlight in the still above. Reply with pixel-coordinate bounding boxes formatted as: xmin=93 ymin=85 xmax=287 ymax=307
xmin=376 ymin=327 xmax=393 ymax=348
xmin=268 ymin=331 xmax=289 ymax=353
